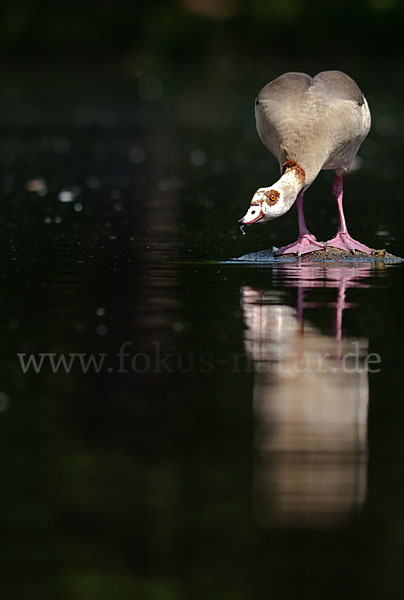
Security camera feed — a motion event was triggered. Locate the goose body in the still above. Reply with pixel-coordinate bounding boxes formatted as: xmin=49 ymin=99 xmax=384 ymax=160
xmin=239 ymin=71 xmax=372 ymax=256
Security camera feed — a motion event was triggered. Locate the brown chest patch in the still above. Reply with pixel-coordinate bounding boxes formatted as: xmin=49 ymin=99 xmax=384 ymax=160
xmin=263 ymin=189 xmax=280 ymax=205
xmin=281 ymin=160 xmax=306 ymax=186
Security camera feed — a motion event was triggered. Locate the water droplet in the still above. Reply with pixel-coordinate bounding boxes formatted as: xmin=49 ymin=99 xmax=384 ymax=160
xmin=190 ymin=149 xmax=206 ymax=166
xmin=58 ymin=190 xmax=75 ymax=203
xmin=96 ymin=325 xmax=108 ymax=336
xmin=26 ymin=178 xmax=47 ymax=194
xmin=96 ymin=308 xmax=106 ymax=316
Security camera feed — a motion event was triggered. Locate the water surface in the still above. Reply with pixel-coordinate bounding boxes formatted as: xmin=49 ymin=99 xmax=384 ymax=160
xmin=0 ymin=65 xmax=404 ymax=599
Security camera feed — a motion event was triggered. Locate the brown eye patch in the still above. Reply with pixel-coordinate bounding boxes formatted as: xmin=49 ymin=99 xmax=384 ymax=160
xmin=264 ymin=189 xmax=280 ymax=205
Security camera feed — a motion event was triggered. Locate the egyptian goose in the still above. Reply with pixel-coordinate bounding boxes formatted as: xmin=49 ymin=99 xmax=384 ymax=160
xmin=239 ymin=71 xmax=372 ymax=256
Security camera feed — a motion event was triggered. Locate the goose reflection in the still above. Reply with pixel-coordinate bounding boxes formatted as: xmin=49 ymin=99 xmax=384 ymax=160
xmin=242 ymin=263 xmax=382 ymax=528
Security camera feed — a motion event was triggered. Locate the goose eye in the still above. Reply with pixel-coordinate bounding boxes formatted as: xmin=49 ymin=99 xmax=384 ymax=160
xmin=265 ymin=190 xmax=280 ymax=204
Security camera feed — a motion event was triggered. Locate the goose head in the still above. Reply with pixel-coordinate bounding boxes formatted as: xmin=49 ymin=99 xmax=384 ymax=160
xmin=239 ymin=186 xmax=286 ymax=227
xmin=238 ymin=162 xmax=306 ymax=231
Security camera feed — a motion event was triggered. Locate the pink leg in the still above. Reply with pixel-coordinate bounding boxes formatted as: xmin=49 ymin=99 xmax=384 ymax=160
xmin=326 ymin=176 xmax=372 ymax=254
xmin=275 ymin=191 xmax=325 ymax=256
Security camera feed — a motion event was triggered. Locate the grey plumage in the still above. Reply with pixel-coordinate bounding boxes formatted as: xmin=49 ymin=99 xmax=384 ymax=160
xmin=255 ymin=70 xmax=371 ymax=186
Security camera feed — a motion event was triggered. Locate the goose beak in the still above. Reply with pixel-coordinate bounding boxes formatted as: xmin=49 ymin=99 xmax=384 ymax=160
xmin=238 ymin=211 xmax=264 ymax=235
xmin=238 ymin=210 xmax=264 ymax=227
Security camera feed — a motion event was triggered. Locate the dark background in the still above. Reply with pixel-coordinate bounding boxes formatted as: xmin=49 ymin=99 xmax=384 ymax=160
xmin=1 ymin=2 xmax=404 ymax=600
xmin=0 ymin=0 xmax=401 ymax=61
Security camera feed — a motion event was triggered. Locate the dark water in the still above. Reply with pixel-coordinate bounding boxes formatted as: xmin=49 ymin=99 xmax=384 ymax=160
xmin=1 ymin=64 xmax=404 ymax=599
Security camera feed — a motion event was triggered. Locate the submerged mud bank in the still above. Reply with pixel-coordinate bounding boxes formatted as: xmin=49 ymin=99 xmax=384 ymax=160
xmin=234 ymin=246 xmax=403 ymax=263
